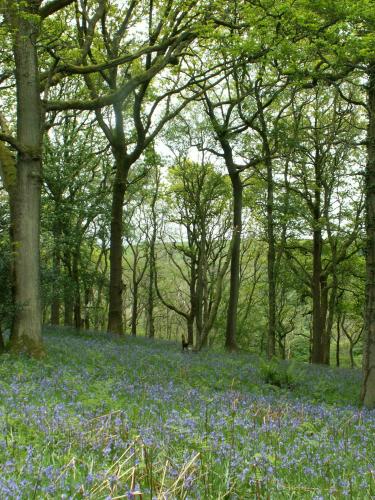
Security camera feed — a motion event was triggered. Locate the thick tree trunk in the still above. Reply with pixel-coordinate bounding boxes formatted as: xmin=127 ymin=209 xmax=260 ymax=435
xmin=64 ymin=295 xmax=74 ymax=326
xmin=108 ymin=167 xmax=128 ymax=334
xmin=362 ymin=65 xmax=375 ymax=409
xmin=323 ymin=280 xmax=337 ymax=365
xmin=311 ymin=230 xmax=324 ymax=363
xmin=320 ymin=277 xmax=330 ymax=365
xmin=187 ymin=316 xmax=194 ymax=346
xmin=225 ymin=172 xmax=242 ymax=351
xmin=94 ymin=246 xmax=108 ymax=330
xmin=8 ymin=3 xmax=44 ymax=357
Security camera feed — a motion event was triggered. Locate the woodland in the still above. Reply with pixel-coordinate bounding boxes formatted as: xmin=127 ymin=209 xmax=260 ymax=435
xmin=0 ymin=0 xmax=375 ymax=496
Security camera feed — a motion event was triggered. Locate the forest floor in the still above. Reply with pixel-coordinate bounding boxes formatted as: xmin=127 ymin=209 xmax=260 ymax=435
xmin=0 ymin=328 xmax=374 ymax=499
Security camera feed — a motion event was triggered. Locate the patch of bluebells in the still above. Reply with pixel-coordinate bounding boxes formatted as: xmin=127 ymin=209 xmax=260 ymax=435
xmin=0 ymin=327 xmax=373 ymax=498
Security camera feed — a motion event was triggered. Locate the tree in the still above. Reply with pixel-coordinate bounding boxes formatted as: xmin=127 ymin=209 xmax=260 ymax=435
xmin=123 ymin=191 xmax=150 ymax=337
xmin=0 ymin=0 xmax=76 ymax=356
xmin=42 ymin=111 xmax=111 ymax=329
xmin=59 ymin=0 xmax=220 ymax=334
xmin=156 ymin=159 xmax=231 ymax=348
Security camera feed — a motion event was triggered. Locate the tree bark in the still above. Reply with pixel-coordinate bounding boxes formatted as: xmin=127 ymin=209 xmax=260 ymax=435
xmin=147 ymin=253 xmax=156 ymax=338
xmin=8 ymin=2 xmax=44 ymax=357
xmin=63 ymin=251 xmax=74 ymax=327
xmin=131 ymin=279 xmax=138 ymax=336
xmin=349 ymin=341 xmax=355 ymax=369
xmin=336 ymin=315 xmax=341 ymax=367
xmin=50 ymin=202 xmax=62 ymax=325
xmin=225 ymin=172 xmax=242 ymax=351
xmin=72 ymin=250 xmax=81 ymax=329
xmin=50 ymin=245 xmax=61 ymax=325
xmin=64 ymin=292 xmax=74 ymax=326
xmin=323 ymin=278 xmax=337 ymax=365
xmin=311 ymin=226 xmax=324 ymax=363
xmin=195 ymin=227 xmax=206 ymax=347
xmin=147 ymin=264 xmax=156 ymax=336
xmin=187 ymin=316 xmax=194 ymax=346
xmin=146 ymin=179 xmax=158 ymax=338
xmin=84 ymin=287 xmax=90 ymax=330
xmin=362 ymin=64 xmax=375 ymax=408
xmin=108 ymin=166 xmax=128 ymax=334
xmin=320 ymin=276 xmax=330 ymax=364
xmin=311 ymin=149 xmax=325 ymax=364
xmin=265 ymin=145 xmax=276 ymax=359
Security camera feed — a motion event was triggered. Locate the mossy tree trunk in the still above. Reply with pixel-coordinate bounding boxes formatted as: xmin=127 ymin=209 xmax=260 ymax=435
xmin=362 ymin=64 xmax=375 ymax=409
xmin=7 ymin=1 xmax=44 ymax=357
xmin=225 ymin=171 xmax=242 ymax=351
xmin=108 ymin=164 xmax=128 ymax=334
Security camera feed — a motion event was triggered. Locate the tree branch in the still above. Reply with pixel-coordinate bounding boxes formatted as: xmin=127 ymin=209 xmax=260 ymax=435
xmin=0 ymin=132 xmax=24 ymax=153
xmin=39 ymin=0 xmax=75 ymax=18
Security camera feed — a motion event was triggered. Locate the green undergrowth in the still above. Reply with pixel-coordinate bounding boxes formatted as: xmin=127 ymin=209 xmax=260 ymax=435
xmin=0 ymin=327 xmax=373 ymax=499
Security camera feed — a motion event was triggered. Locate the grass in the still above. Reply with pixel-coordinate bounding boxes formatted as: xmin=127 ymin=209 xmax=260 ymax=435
xmin=0 ymin=327 xmax=374 ymax=499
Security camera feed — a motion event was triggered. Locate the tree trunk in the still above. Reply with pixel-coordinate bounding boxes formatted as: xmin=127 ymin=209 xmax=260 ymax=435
xmin=311 ymin=229 xmax=324 ymax=363
xmin=50 ymin=209 xmax=61 ymax=325
xmin=72 ymin=250 xmax=81 ymax=329
xmin=320 ymin=276 xmax=331 ymax=365
xmin=198 ymin=247 xmax=231 ymax=350
xmin=195 ymin=229 xmax=206 ymax=347
xmin=62 ymin=248 xmax=73 ymax=326
xmin=265 ymin=153 xmax=276 ymax=359
xmin=225 ymin=172 xmax=242 ymax=351
xmin=94 ymin=246 xmax=108 ymax=330
xmin=323 ymin=281 xmax=337 ymax=366
xmin=84 ymin=287 xmax=90 ymax=330
xmin=50 ymin=248 xmax=61 ymax=325
xmin=108 ymin=167 xmax=128 ymax=334
xmin=147 ymin=254 xmax=156 ymax=338
xmin=147 ymin=170 xmax=159 ymax=338
xmin=64 ymin=294 xmax=74 ymax=326
xmin=256 ymin=100 xmax=277 ymax=359
xmin=336 ymin=315 xmax=341 ymax=367
xmin=362 ymin=64 xmax=375 ymax=408
xmin=0 ymin=327 xmax=4 ymax=353
xmin=189 ymin=261 xmax=197 ymax=346
xmin=187 ymin=316 xmax=194 ymax=346
xmin=131 ymin=280 xmax=138 ymax=336
xmin=349 ymin=342 xmax=355 ymax=369
xmin=8 ymin=3 xmax=44 ymax=357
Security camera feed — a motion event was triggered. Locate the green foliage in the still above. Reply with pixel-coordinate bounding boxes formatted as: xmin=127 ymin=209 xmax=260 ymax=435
xmin=0 ymin=142 xmax=16 ymax=192
xmin=0 ymin=330 xmax=372 ymax=498
xmin=259 ymin=358 xmax=300 ymax=389
xmin=0 ymin=238 xmax=14 ymax=332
